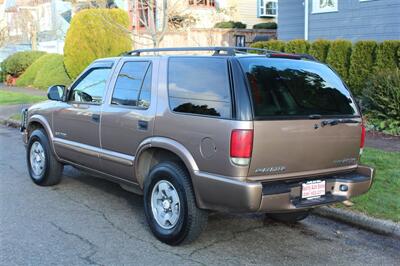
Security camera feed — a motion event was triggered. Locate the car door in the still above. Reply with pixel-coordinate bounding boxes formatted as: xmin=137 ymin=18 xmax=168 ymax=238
xmin=52 ymin=61 xmax=114 ymax=170
xmin=100 ymin=58 xmax=157 ymax=181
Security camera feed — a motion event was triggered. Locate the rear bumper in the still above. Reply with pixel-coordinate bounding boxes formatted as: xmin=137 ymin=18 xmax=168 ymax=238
xmin=193 ymin=165 xmax=374 ymax=213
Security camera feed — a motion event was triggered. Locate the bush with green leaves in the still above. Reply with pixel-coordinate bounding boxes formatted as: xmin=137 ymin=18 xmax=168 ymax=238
xmin=64 ymin=8 xmax=132 ymax=79
xmin=308 ymin=39 xmax=330 ymax=62
xmin=16 ymin=54 xmax=71 ymax=90
xmin=252 ymin=22 xmax=277 ymax=29
xmin=363 ymin=69 xmax=400 ymax=135
xmin=2 ymin=51 xmax=46 ymax=77
xmin=326 ymin=40 xmax=352 ymax=82
xmin=284 ymin=39 xmax=310 ymax=54
xmin=348 ymin=40 xmax=377 ymax=96
xmin=214 ymin=21 xmax=246 ymax=29
xmin=374 ymin=40 xmax=400 ymax=71
xmin=250 ymin=40 xmax=285 ymax=52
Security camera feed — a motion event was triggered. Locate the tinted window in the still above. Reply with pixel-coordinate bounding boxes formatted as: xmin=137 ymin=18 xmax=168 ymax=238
xmin=70 ymin=68 xmax=111 ymax=104
xmin=112 ymin=61 xmax=151 ymax=108
xmin=239 ymin=58 xmax=358 ymax=118
xmin=168 ymin=57 xmax=231 ymax=118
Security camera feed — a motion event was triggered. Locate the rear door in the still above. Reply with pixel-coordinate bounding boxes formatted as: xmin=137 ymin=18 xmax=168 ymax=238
xmin=239 ymin=57 xmax=362 ymax=179
xmin=100 ymin=58 xmax=157 ymax=180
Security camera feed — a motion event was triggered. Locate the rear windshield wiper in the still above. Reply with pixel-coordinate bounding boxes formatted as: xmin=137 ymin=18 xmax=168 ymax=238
xmin=321 ymin=118 xmax=359 ymax=127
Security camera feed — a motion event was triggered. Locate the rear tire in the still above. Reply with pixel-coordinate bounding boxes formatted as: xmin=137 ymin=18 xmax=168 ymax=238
xmin=266 ymin=210 xmax=310 ymax=223
xmin=143 ymin=162 xmax=208 ymax=245
xmin=27 ymin=129 xmax=63 ymax=186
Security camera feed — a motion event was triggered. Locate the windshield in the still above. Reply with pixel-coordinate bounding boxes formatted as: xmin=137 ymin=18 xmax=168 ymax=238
xmin=239 ymin=57 xmax=359 ymax=119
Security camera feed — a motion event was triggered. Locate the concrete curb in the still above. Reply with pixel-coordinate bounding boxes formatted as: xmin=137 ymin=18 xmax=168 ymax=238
xmin=0 ymin=118 xmax=21 ymax=128
xmin=314 ymin=206 xmax=400 ymax=238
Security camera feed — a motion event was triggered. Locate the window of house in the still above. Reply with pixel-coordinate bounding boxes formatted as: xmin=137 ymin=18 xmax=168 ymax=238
xmin=168 ymin=57 xmax=231 ymax=118
xmin=235 ymin=35 xmax=246 ymax=47
xmin=69 ymin=68 xmax=111 ymax=104
xmin=259 ymin=0 xmax=278 ymax=17
xmin=111 ymin=61 xmax=152 ymax=108
xmin=188 ymin=0 xmax=215 ymax=7
xmin=312 ymin=0 xmax=338 ymax=13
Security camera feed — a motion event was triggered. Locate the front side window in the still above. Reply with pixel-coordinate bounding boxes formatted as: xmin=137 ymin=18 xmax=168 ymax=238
xmin=69 ymin=68 xmax=111 ymax=104
xmin=239 ymin=57 xmax=359 ymax=119
xmin=168 ymin=57 xmax=231 ymax=118
xmin=111 ymin=61 xmax=152 ymax=108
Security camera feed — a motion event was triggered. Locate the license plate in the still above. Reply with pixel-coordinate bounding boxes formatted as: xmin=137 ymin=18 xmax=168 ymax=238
xmin=301 ymin=180 xmax=326 ymax=199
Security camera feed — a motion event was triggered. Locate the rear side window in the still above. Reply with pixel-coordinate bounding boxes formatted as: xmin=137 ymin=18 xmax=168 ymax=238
xmin=239 ymin=58 xmax=359 ymax=119
xmin=168 ymin=57 xmax=231 ymax=118
xmin=112 ymin=61 xmax=151 ymax=108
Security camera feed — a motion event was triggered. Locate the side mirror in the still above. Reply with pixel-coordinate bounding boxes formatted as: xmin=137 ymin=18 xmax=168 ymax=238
xmin=47 ymin=85 xmax=66 ymax=101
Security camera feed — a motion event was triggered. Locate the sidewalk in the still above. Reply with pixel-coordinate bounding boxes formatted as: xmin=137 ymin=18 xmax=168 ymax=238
xmin=0 ymin=85 xmax=46 ymax=97
xmin=365 ymin=131 xmax=400 ymax=152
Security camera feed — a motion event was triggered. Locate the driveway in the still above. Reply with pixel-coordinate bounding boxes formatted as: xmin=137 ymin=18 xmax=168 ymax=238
xmin=0 ymin=125 xmax=399 ymax=265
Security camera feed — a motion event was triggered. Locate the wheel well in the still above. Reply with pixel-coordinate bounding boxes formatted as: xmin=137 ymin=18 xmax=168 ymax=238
xmin=136 ymin=147 xmax=189 ymax=187
xmin=27 ymin=121 xmax=45 ymax=137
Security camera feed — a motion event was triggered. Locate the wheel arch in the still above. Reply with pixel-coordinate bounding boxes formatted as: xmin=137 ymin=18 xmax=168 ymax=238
xmin=134 ymin=137 xmax=199 ymax=189
xmin=27 ymin=115 xmax=58 ymax=159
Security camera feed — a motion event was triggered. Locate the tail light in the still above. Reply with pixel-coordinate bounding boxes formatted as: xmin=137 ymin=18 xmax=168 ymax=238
xmin=230 ymin=129 xmax=253 ymax=166
xmin=360 ymin=121 xmax=366 ymax=155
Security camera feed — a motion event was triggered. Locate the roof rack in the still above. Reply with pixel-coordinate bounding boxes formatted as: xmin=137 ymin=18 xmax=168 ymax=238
xmin=124 ymin=46 xmax=274 ymax=56
xmin=123 ymin=46 xmax=317 ymax=61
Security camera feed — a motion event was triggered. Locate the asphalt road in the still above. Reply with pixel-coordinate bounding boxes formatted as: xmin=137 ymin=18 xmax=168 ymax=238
xmin=0 ymin=125 xmax=399 ymax=266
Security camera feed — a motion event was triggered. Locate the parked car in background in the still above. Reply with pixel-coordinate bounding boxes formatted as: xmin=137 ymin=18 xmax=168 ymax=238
xmin=21 ymin=47 xmax=374 ymax=245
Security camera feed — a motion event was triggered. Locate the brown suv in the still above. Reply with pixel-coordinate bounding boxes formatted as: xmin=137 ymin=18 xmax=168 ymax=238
xmin=21 ymin=47 xmax=374 ymax=245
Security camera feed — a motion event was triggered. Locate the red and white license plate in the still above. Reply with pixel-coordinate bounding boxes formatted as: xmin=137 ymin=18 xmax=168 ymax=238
xmin=301 ymin=180 xmax=326 ymax=199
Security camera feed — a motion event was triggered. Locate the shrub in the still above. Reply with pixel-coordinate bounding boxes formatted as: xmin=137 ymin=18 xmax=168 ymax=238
xmin=348 ymin=40 xmax=377 ymax=96
xmin=374 ymin=40 xmax=400 ymax=71
xmin=214 ymin=21 xmax=246 ymax=29
xmin=64 ymin=8 xmax=132 ymax=79
xmin=17 ymin=54 xmax=71 ymax=90
xmin=363 ymin=69 xmax=400 ymax=123
xmin=2 ymin=51 xmax=46 ymax=77
xmin=326 ymin=40 xmax=352 ymax=82
xmin=284 ymin=39 xmax=310 ymax=54
xmin=250 ymin=40 xmax=285 ymax=52
xmin=309 ymin=39 xmax=330 ymax=62
xmin=252 ymin=22 xmax=277 ymax=29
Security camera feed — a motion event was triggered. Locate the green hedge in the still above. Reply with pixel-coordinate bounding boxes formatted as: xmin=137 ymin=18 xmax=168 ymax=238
xmin=2 ymin=51 xmax=46 ymax=77
xmin=375 ymin=40 xmax=400 ymax=71
xmin=308 ymin=39 xmax=330 ymax=62
xmin=284 ymin=39 xmax=309 ymax=54
xmin=250 ymin=40 xmax=285 ymax=52
xmin=348 ymin=41 xmax=377 ymax=96
xmin=64 ymin=8 xmax=132 ymax=79
xmin=326 ymin=40 xmax=352 ymax=82
xmin=16 ymin=54 xmax=71 ymax=90
xmin=252 ymin=22 xmax=277 ymax=29
xmin=214 ymin=21 xmax=246 ymax=29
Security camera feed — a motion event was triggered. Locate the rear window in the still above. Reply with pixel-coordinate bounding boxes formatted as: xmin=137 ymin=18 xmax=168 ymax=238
xmin=239 ymin=57 xmax=359 ymax=119
xmin=168 ymin=57 xmax=231 ymax=118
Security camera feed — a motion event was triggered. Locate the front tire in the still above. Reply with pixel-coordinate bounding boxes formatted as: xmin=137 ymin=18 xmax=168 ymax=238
xmin=27 ymin=129 xmax=63 ymax=186
xmin=143 ymin=162 xmax=208 ymax=245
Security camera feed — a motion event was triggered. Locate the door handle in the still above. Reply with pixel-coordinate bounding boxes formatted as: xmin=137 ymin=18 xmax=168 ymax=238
xmin=92 ymin=113 xmax=100 ymax=122
xmin=138 ymin=120 xmax=148 ymax=130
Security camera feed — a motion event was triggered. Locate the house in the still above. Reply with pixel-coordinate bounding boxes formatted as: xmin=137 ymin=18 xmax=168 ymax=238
xmin=129 ymin=0 xmax=277 ymax=30
xmin=278 ymin=0 xmax=400 ymax=41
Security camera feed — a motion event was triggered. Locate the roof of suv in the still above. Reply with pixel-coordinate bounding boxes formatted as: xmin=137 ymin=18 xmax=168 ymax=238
xmin=117 ymin=47 xmax=318 ymax=61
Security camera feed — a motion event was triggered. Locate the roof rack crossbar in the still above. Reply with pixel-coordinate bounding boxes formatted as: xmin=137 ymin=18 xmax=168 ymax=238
xmin=123 ymin=46 xmax=318 ymax=61
xmin=124 ymin=46 xmax=276 ymax=57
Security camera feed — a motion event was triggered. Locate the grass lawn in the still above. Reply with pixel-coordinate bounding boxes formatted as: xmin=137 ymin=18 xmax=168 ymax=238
xmin=0 ymin=91 xmax=46 ymax=105
xmin=9 ymin=113 xmax=21 ymax=120
xmin=338 ymin=148 xmax=400 ymax=222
